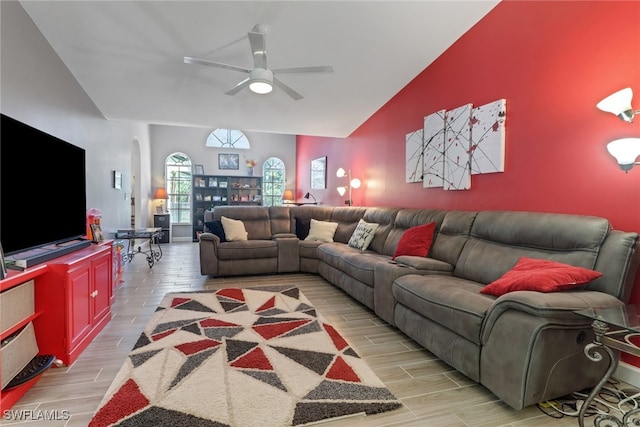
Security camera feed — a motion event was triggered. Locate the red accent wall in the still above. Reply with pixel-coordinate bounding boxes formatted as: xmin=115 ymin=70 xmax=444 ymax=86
xmin=296 ymin=1 xmax=640 ymax=357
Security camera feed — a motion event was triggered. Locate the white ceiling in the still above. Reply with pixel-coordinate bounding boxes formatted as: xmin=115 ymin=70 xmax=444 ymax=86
xmin=20 ymin=1 xmax=499 ymax=138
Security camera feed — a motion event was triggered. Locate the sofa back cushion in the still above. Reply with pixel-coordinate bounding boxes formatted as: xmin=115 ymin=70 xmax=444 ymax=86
xmin=430 ymin=210 xmax=478 ymax=265
xmin=358 ymin=208 xmax=400 ymax=254
xmin=212 ymin=206 xmax=272 ymax=240
xmin=454 ymin=210 xmax=610 ymax=286
xmin=330 ymin=207 xmax=367 ymax=244
xmin=289 ymin=206 xmax=334 ymax=239
xmin=268 ymin=206 xmax=291 ymax=235
xmin=384 ymin=209 xmax=447 ymax=257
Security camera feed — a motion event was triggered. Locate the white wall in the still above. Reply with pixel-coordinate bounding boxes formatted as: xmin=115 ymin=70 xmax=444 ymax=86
xmin=1 ymin=1 xmax=152 ymax=235
xmin=150 ymin=125 xmax=296 ymax=239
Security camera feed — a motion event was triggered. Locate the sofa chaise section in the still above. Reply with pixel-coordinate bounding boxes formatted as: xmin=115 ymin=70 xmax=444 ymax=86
xmin=392 ymin=210 xmax=640 ymax=410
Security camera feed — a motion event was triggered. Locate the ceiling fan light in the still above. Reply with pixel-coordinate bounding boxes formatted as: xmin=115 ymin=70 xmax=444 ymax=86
xmin=249 ymin=68 xmax=273 ymax=94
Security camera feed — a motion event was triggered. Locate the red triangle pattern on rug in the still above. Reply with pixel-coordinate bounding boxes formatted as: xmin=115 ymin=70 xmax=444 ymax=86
xmin=88 ymin=378 xmax=149 ymax=427
xmin=89 ymin=286 xmax=401 ymax=426
xmin=326 ymin=356 xmax=360 ymax=382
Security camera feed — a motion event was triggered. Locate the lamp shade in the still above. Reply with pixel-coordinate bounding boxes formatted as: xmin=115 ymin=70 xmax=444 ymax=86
xmin=597 ymin=88 xmax=634 ymax=122
xmin=350 ymin=178 xmax=361 ymax=189
xmin=283 ymin=189 xmax=294 ymax=201
xmin=336 ymin=168 xmax=347 ymax=178
xmin=337 ymin=186 xmax=347 ymax=196
xmin=153 ymin=187 xmax=168 ymax=199
xmin=607 ymin=138 xmax=640 ymax=170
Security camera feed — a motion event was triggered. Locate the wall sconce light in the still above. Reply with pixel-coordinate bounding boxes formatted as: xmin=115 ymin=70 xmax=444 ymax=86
xmin=607 ymin=138 xmax=640 ymax=172
xmin=283 ymin=189 xmax=294 ymax=204
xmin=597 ymin=88 xmax=640 ymax=123
xmin=153 ymin=187 xmax=168 ymax=213
xmin=304 ymin=192 xmax=318 ymax=204
xmin=336 ymin=168 xmax=361 ymax=206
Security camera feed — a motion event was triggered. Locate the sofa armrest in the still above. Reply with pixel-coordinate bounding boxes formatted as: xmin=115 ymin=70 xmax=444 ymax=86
xmin=481 ymin=290 xmax=624 ymax=343
xmin=272 ymin=233 xmax=297 ymax=239
xmin=274 ymin=236 xmax=300 ymax=273
xmin=199 ymin=232 xmax=220 ymax=275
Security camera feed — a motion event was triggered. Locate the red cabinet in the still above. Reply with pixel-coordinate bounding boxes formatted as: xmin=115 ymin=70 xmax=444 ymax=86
xmin=40 ymin=245 xmax=113 ymax=366
xmin=0 ymin=243 xmax=113 ymax=410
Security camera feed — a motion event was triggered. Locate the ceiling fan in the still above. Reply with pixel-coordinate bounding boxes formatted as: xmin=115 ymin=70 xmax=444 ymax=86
xmin=184 ymin=24 xmax=334 ymax=101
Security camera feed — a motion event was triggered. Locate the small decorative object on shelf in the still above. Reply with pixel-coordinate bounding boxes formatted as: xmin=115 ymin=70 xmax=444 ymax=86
xmin=246 ymin=159 xmax=257 ymax=176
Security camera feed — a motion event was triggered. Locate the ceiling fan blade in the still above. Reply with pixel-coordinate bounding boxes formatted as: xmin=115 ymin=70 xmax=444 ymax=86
xmin=248 ymin=31 xmax=267 ymax=70
xmin=225 ymin=78 xmax=251 ymax=96
xmin=273 ymin=76 xmax=303 ymax=101
xmin=184 ymin=57 xmax=250 ymax=74
xmin=272 ymin=65 xmax=334 ymax=74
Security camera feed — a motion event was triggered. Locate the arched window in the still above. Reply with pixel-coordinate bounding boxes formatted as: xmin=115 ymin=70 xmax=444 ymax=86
xmin=262 ymin=157 xmax=286 ymax=207
xmin=205 ymin=129 xmax=250 ymax=149
xmin=165 ymin=152 xmax=192 ymax=224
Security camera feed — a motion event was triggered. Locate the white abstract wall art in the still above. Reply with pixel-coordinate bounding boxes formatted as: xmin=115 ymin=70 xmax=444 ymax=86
xmin=422 ymin=110 xmax=446 ymax=188
xmin=405 ymin=129 xmax=424 ymax=183
xmin=443 ymin=103 xmax=472 ymax=190
xmin=470 ymin=99 xmax=506 ymax=175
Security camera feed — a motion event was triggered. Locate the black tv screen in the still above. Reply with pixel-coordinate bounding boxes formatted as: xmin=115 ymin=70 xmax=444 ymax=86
xmin=1 ymin=114 xmax=87 ymax=256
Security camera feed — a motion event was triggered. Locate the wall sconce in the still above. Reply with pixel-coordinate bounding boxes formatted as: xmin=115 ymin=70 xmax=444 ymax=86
xmin=283 ymin=189 xmax=294 ymax=204
xmin=607 ymin=138 xmax=640 ymax=172
xmin=336 ymin=167 xmax=361 ymax=206
xmin=153 ymin=187 xmax=168 ymax=213
xmin=304 ymin=192 xmax=318 ymax=204
xmin=597 ymin=88 xmax=639 ymax=123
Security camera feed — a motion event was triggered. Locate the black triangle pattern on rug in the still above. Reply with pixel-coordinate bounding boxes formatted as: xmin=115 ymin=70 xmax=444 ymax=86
xmin=270 ymin=346 xmax=334 ymax=376
xmin=240 ymin=370 xmax=288 ymax=392
xmin=129 ymin=349 xmax=161 ymax=368
xmin=113 ymin=405 xmax=228 ymax=427
xmin=168 ymin=348 xmax=218 ymax=391
xmin=89 ymin=286 xmax=402 ymax=427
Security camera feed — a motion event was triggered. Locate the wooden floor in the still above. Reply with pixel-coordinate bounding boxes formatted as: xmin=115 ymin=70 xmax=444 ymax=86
xmin=5 ymin=242 xmax=598 ymax=426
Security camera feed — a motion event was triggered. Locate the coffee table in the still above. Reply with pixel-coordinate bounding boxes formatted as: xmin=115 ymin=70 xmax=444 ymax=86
xmin=574 ymin=305 xmax=640 ymax=426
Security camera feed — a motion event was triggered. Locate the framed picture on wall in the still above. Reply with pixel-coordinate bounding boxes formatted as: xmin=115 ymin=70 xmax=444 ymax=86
xmin=311 ymin=156 xmax=327 ymax=189
xmin=193 ymin=164 xmax=204 ymax=175
xmin=219 ymin=154 xmax=239 ymax=170
xmin=113 ymin=170 xmax=122 ymax=190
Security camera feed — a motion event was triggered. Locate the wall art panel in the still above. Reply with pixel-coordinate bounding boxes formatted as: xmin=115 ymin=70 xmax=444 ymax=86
xmin=405 ymin=129 xmax=424 ymax=183
xmin=422 ymin=110 xmax=446 ymax=188
xmin=444 ymin=104 xmax=472 ymax=190
xmin=470 ymin=99 xmax=506 ymax=174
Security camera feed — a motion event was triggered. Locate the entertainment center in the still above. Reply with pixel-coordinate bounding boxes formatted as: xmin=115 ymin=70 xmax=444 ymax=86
xmin=0 ymin=241 xmax=113 ymax=410
xmin=0 ymin=114 xmax=110 ymax=410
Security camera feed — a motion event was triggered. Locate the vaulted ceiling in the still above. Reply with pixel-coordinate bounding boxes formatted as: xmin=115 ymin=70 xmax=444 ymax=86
xmin=20 ymin=1 xmax=499 ymax=137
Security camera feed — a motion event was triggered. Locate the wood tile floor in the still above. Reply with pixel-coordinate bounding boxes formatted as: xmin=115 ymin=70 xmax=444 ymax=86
xmin=3 ymin=242 xmax=612 ymax=426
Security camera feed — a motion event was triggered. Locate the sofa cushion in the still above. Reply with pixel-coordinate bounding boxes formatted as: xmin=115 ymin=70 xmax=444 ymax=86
xmin=305 ymin=219 xmax=339 ymax=242
xmin=299 ymin=239 xmax=323 ymax=258
xmin=348 ymin=219 xmax=379 ymax=250
xmin=317 ymin=242 xmax=360 ymax=270
xmin=480 ymin=257 xmax=603 ymax=296
xmin=221 ymin=216 xmax=248 ymax=241
xmin=393 ymin=274 xmax=493 ymax=345
xmin=295 ymin=218 xmax=311 ymax=239
xmin=339 ymin=251 xmax=389 ymax=286
xmin=204 ymin=220 xmax=226 ymax=242
xmin=217 ymin=240 xmax=278 ymax=260
xmin=392 ymin=222 xmax=436 ymax=260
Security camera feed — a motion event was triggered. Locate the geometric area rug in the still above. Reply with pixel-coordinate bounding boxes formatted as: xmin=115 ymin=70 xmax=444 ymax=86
xmin=88 ymin=286 xmax=402 ymax=426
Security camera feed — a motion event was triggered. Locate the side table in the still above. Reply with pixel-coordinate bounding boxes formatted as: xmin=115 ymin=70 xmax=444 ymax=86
xmin=574 ymin=305 xmax=640 ymax=426
xmin=112 ymin=228 xmax=163 ymax=268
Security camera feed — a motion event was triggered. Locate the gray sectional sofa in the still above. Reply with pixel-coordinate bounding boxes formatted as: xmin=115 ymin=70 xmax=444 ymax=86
xmin=199 ymin=205 xmax=640 ymax=410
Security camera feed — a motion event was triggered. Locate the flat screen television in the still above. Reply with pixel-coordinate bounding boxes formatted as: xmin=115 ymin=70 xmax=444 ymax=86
xmin=1 ymin=113 xmax=87 ymax=257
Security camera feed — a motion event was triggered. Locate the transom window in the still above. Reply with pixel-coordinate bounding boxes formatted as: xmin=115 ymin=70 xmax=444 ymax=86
xmin=262 ymin=157 xmax=286 ymax=206
xmin=206 ymin=129 xmax=250 ymax=149
xmin=165 ymin=152 xmax=192 ymax=224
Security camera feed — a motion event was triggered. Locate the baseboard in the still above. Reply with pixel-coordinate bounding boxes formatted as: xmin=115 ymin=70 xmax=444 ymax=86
xmin=615 ymin=361 xmax=640 ymax=388
xmin=171 ymin=237 xmax=192 ymax=242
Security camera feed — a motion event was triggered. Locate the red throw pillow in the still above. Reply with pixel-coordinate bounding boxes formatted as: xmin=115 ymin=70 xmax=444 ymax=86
xmin=392 ymin=222 xmax=436 ymax=260
xmin=480 ymin=257 xmax=603 ymax=297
